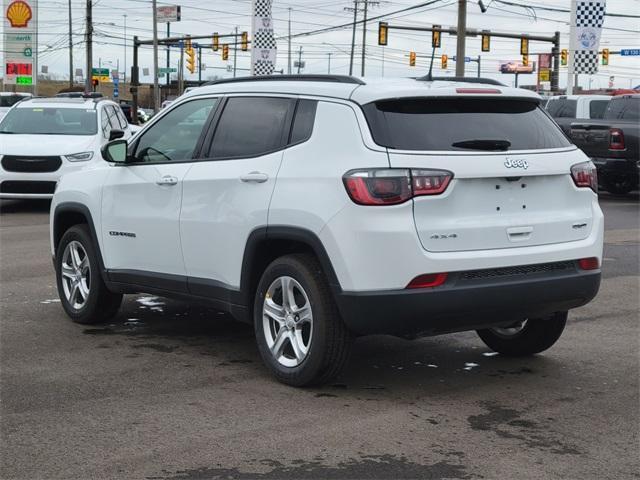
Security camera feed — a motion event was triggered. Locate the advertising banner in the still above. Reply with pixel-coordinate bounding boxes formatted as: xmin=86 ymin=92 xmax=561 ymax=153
xmin=3 ymin=0 xmax=37 ymax=85
xmin=250 ymin=0 xmax=277 ymax=76
xmin=569 ymin=0 xmax=606 ymax=75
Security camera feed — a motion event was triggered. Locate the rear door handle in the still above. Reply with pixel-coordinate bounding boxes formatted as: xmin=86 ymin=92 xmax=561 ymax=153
xmin=240 ymin=172 xmax=269 ymax=183
xmin=156 ymin=175 xmax=178 ymax=186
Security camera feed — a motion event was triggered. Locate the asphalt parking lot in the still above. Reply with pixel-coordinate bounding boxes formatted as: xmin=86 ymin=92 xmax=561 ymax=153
xmin=1 ymin=194 xmax=638 ymax=480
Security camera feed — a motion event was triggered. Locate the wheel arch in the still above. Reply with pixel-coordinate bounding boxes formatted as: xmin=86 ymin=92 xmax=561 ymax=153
xmin=239 ymin=226 xmax=343 ymax=310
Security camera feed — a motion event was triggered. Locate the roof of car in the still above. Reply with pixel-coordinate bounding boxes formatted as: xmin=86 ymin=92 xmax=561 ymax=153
xmin=15 ymin=97 xmax=114 ymax=109
xmin=181 ymin=75 xmax=541 ymax=105
xmin=547 ymin=94 xmax=611 ymax=100
xmin=0 ymin=92 xmax=32 ymax=97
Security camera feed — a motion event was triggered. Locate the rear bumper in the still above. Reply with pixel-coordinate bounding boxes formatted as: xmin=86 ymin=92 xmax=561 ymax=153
xmin=335 ymin=265 xmax=601 ymax=336
xmin=592 ymin=157 xmax=639 ymax=180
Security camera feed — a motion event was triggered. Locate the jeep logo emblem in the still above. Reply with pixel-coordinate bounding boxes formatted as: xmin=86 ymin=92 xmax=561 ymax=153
xmin=504 ymin=158 xmax=529 ymax=169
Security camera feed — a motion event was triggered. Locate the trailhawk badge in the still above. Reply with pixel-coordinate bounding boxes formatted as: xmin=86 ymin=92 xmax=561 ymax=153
xmin=504 ymin=158 xmax=529 ymax=169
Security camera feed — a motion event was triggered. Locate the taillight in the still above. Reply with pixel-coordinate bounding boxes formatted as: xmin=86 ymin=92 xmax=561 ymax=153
xmin=578 ymin=257 xmax=600 ymax=270
xmin=570 ymin=161 xmax=597 ymax=192
xmin=343 ymin=169 xmax=453 ymax=206
xmin=609 ymin=128 xmax=625 ymax=150
xmin=407 ymin=273 xmax=448 ymax=289
xmin=455 ymin=88 xmax=502 ymax=94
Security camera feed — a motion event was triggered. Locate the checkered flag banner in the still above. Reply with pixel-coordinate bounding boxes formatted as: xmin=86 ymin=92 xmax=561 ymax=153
xmin=251 ymin=0 xmax=277 ymax=76
xmin=570 ymin=0 xmax=606 ymax=74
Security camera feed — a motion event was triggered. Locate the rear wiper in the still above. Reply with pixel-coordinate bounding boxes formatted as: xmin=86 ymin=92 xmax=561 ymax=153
xmin=451 ymin=139 xmax=511 ymax=151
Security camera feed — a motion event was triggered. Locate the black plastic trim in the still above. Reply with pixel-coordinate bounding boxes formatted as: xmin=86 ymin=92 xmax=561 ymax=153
xmin=205 ymin=74 xmax=365 ymax=86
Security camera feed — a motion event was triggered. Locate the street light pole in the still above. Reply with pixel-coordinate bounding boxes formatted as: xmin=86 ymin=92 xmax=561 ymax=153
xmin=455 ymin=0 xmax=467 ymax=77
xmin=68 ymin=0 xmax=73 ymax=88
xmin=123 ymin=14 xmax=127 ymax=86
xmin=85 ymin=0 xmax=92 ymax=94
xmin=151 ymin=0 xmax=160 ymax=113
xmin=287 ymin=8 xmax=292 ymax=74
xmin=348 ymin=0 xmax=358 ymax=76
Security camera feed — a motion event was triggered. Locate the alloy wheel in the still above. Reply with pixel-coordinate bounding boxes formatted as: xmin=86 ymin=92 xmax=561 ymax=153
xmin=60 ymin=241 xmax=91 ymax=310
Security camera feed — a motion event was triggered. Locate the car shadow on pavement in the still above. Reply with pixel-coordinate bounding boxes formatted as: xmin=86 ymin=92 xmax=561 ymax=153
xmin=0 ymin=199 xmax=52 ymax=215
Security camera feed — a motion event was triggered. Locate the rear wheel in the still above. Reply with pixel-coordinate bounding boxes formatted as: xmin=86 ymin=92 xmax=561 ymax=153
xmin=476 ymin=311 xmax=567 ymax=357
xmin=254 ymin=254 xmax=352 ymax=386
xmin=56 ymin=225 xmax=122 ymax=324
xmin=602 ymin=177 xmax=634 ymax=195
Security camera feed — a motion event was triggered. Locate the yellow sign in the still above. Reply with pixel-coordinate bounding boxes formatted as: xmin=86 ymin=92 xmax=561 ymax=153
xmin=539 ymin=69 xmax=550 ymax=82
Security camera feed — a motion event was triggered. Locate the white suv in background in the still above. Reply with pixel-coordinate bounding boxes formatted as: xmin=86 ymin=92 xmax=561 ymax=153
xmin=0 ymin=97 xmax=132 ymax=199
xmin=50 ymin=75 xmax=603 ymax=386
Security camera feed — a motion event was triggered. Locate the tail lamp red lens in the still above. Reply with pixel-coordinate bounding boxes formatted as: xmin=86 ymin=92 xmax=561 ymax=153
xmin=570 ymin=161 xmax=597 ymax=192
xmin=609 ymin=128 xmax=625 ymax=151
xmin=578 ymin=257 xmax=600 ymax=270
xmin=343 ymin=169 xmax=453 ymax=206
xmin=407 ymin=273 xmax=448 ymax=289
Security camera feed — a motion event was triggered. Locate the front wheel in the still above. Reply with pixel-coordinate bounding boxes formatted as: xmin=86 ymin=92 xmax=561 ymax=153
xmin=476 ymin=311 xmax=568 ymax=357
xmin=254 ymin=254 xmax=352 ymax=387
xmin=56 ymin=225 xmax=123 ymax=324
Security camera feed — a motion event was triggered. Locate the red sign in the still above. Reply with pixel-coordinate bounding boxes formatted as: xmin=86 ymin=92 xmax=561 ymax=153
xmin=6 ymin=62 xmax=32 ymax=75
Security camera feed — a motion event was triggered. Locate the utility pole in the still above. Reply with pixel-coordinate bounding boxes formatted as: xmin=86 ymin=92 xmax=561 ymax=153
xmin=166 ymin=22 xmax=170 ymax=86
xmin=84 ymin=0 xmax=92 ymax=93
xmin=477 ymin=55 xmax=481 ymax=77
xmin=455 ymin=0 xmax=467 ymax=77
xmin=68 ymin=0 xmax=73 ymax=87
xmin=327 ymin=52 xmax=332 ymax=73
xmin=360 ymin=0 xmax=379 ymax=76
xmin=233 ymin=27 xmax=238 ymax=78
xmin=287 ymin=8 xmax=292 ymax=74
xmin=178 ymin=41 xmax=184 ymax=95
xmin=123 ymin=14 xmax=127 ymax=86
xmin=198 ymin=46 xmax=202 ymax=83
xmin=151 ymin=0 xmax=160 ymax=113
xmin=347 ymin=0 xmax=358 ymax=76
xmin=297 ymin=46 xmax=303 ymax=74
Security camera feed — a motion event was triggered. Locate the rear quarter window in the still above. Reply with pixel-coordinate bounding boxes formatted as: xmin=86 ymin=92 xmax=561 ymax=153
xmin=605 ymin=97 xmax=640 ymax=121
xmin=545 ymin=98 xmax=577 ymax=118
xmin=589 ymin=100 xmax=609 ymax=119
xmin=362 ymin=98 xmax=572 ymax=151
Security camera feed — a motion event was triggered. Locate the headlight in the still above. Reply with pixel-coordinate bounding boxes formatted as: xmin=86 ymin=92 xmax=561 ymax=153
xmin=65 ymin=152 xmax=94 ymax=162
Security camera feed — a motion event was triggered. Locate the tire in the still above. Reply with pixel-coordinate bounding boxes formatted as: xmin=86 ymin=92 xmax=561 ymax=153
xmin=55 ymin=224 xmax=122 ymax=324
xmin=476 ymin=311 xmax=568 ymax=357
xmin=602 ymin=178 xmax=634 ymax=196
xmin=253 ymin=254 xmax=352 ymax=387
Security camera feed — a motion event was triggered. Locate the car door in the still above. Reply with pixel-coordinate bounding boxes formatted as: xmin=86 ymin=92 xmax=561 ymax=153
xmin=180 ymin=96 xmax=296 ymax=296
xmin=101 ymin=97 xmax=219 ymax=289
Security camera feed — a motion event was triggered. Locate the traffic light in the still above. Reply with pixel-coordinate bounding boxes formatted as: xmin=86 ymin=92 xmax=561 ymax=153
xmin=185 ymin=37 xmax=192 ymax=52
xmin=186 ymin=46 xmax=196 ymax=74
xmin=441 ymin=54 xmax=448 ymax=69
xmin=212 ymin=33 xmax=219 ymax=51
xmin=561 ymin=49 xmax=568 ymax=66
xmin=481 ymin=31 xmax=490 ymax=52
xmin=602 ymin=48 xmax=609 ymax=65
xmin=222 ymin=44 xmax=229 ymax=61
xmin=409 ymin=51 xmax=416 ymax=67
xmin=92 ymin=78 xmax=99 ymax=88
xmin=522 ymin=54 xmax=529 ymax=67
xmin=520 ymin=36 xmax=529 ymax=55
xmin=241 ymin=31 xmax=248 ymax=51
xmin=432 ymin=25 xmax=441 ymax=48
xmin=378 ymin=22 xmax=388 ymax=46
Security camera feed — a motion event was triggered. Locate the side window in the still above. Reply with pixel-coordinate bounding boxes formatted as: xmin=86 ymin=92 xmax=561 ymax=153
xmin=114 ymin=105 xmax=129 ymax=129
xmin=133 ymin=98 xmax=217 ymax=163
xmin=290 ymin=100 xmax=318 ymax=144
xmin=100 ymin=108 xmax=111 ymax=138
xmin=106 ymin=105 xmax=121 ymax=130
xmin=209 ymin=97 xmax=293 ymax=159
xmin=589 ymin=100 xmax=608 ymax=119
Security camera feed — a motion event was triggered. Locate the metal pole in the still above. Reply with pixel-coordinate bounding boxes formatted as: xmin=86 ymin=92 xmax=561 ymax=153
xmin=327 ymin=52 xmax=331 ymax=73
xmin=166 ymin=23 xmax=170 ymax=85
xmin=132 ymin=36 xmax=139 ymax=124
xmin=287 ymin=8 xmax=292 ymax=74
xmin=68 ymin=0 xmax=73 ymax=88
xmin=85 ymin=0 xmax=92 ymax=94
xmin=567 ymin=0 xmax=577 ymax=95
xmin=455 ymin=0 xmax=467 ymax=77
xmin=151 ymin=0 xmax=160 ymax=113
xmin=178 ymin=41 xmax=184 ymax=95
xmin=297 ymin=46 xmax=303 ymax=74
xmin=198 ymin=46 xmax=202 ymax=83
xmin=360 ymin=0 xmax=368 ymax=76
xmin=551 ymin=31 xmax=560 ymax=93
xmin=348 ymin=0 xmax=358 ymax=76
xmin=382 ymin=46 xmax=385 ymax=77
xmin=233 ymin=27 xmax=238 ymax=78
xmin=123 ymin=14 xmax=127 ymax=86
xmin=477 ymin=55 xmax=481 ymax=77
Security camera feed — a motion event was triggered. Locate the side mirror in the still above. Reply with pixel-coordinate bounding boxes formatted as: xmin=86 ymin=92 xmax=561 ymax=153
xmin=109 ymin=129 xmax=125 ymax=141
xmin=101 ymin=139 xmax=128 ymax=163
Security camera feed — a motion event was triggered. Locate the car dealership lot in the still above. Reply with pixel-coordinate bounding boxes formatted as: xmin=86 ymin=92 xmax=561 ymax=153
xmin=0 ymin=195 xmax=638 ymax=479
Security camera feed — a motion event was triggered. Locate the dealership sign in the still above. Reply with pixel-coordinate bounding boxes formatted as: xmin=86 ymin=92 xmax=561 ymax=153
xmin=156 ymin=5 xmax=180 ymax=23
xmin=3 ymin=0 xmax=37 ymax=85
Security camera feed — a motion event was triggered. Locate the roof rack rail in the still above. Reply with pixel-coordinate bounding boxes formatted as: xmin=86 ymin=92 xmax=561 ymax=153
xmin=416 ymin=76 xmax=506 ymax=86
xmin=204 ymin=74 xmax=365 ymax=86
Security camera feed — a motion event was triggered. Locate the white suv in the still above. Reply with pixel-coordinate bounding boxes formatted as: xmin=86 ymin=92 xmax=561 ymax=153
xmin=0 ymin=97 xmax=132 ymax=199
xmin=50 ymin=75 xmax=603 ymax=386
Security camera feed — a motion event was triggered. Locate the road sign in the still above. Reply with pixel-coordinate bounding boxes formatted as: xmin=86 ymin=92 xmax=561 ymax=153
xmin=620 ymin=49 xmax=640 ymax=56
xmin=158 ymin=67 xmax=177 ymax=74
xmin=91 ymin=68 xmax=109 ymax=82
xmin=452 ymin=56 xmax=471 ymax=63
xmin=539 ymin=69 xmax=550 ymax=82
xmin=294 ymin=60 xmax=306 ymax=68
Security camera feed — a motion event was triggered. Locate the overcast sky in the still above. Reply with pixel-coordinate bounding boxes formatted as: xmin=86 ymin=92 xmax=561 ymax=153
xmin=7 ymin=0 xmax=640 ymax=89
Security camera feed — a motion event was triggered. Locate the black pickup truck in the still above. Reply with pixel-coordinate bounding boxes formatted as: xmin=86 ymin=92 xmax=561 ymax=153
xmin=570 ymin=94 xmax=640 ymax=195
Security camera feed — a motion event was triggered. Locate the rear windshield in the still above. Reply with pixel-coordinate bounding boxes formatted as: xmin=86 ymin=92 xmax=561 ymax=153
xmin=604 ymin=97 xmax=640 ymax=121
xmin=545 ymin=98 xmax=577 ymax=118
xmin=589 ymin=100 xmax=609 ymax=119
xmin=0 ymin=107 xmax=97 ymax=135
xmin=0 ymin=95 xmax=28 ymax=107
xmin=363 ymin=98 xmax=571 ymax=151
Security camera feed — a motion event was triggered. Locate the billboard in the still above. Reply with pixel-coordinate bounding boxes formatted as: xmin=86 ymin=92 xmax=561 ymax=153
xmin=156 ymin=5 xmax=180 ymax=23
xmin=3 ymin=0 xmax=37 ymax=86
xmin=500 ymin=61 xmax=535 ymax=74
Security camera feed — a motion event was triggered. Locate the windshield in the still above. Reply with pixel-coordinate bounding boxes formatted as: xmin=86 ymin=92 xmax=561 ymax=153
xmin=362 ymin=98 xmax=572 ymax=151
xmin=0 ymin=95 xmax=28 ymax=108
xmin=0 ymin=107 xmax=98 ymax=135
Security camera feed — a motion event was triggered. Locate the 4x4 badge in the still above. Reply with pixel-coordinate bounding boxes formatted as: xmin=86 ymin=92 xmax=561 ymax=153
xmin=504 ymin=158 xmax=529 ymax=169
